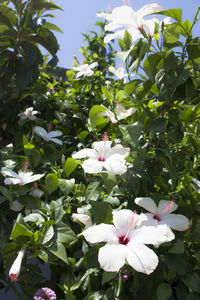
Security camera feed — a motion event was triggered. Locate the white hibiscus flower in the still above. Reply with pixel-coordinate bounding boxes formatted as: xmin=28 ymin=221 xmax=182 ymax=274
xmin=1 ymin=167 xmax=44 ymax=185
xmin=83 ymin=209 xmax=174 ymax=274
xmin=135 ymin=197 xmax=189 ymax=234
xmin=18 ymin=107 xmax=40 ymax=121
xmin=72 ymin=134 xmax=130 ymax=175
xmin=73 ymin=62 xmax=98 ymax=78
xmin=34 ymin=126 xmax=63 ymax=145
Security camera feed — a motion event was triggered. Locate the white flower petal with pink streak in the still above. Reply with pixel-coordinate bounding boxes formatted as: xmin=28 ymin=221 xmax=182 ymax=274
xmin=72 ymin=139 xmax=129 ymax=175
xmin=1 ymin=167 xmax=44 ymax=185
xmin=135 ymin=197 xmax=189 ymax=233
xmin=18 ymin=107 xmax=40 ymax=120
xmin=83 ymin=209 xmax=172 ymax=273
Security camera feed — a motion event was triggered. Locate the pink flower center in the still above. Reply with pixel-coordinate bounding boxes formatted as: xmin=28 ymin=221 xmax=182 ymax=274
xmin=118 ymin=235 xmax=130 ymax=245
xmin=9 ymin=273 xmax=18 ymax=282
xmin=153 ymin=200 xmax=174 ymax=222
xmin=118 ymin=210 xmax=137 ymax=246
xmin=153 ymin=214 xmax=160 ymax=221
xmin=98 ymin=157 xmax=105 ymax=161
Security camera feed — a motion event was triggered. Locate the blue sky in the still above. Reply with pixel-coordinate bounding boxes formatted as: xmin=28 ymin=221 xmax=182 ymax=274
xmin=53 ymin=0 xmax=200 ymax=68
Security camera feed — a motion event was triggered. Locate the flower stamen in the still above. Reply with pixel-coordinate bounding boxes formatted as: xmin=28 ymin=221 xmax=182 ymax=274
xmin=98 ymin=132 xmax=108 ymax=161
xmin=123 ymin=210 xmax=137 ymax=241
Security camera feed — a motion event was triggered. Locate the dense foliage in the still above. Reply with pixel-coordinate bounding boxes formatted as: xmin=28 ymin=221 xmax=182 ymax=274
xmin=0 ymin=0 xmax=200 ymax=299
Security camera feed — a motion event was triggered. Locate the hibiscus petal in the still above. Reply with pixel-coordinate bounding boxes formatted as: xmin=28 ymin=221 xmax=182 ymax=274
xmin=137 ymin=3 xmax=162 ymax=18
xmin=104 ymin=158 xmax=127 ymax=175
xmin=1 ymin=167 xmax=18 ymax=178
xmin=138 ymin=213 xmax=157 ymax=226
xmin=160 ymin=214 xmax=189 ymax=231
xmin=4 ymin=178 xmax=21 ymax=185
xmin=82 ymin=159 xmax=103 ymax=174
xmin=107 ymin=144 xmax=130 ymax=158
xmin=50 ymin=138 xmax=63 ymax=145
xmin=113 ymin=210 xmax=140 ymax=236
xmin=98 ymin=244 xmax=127 ymax=272
xmin=72 ymin=149 xmax=98 ymax=159
xmin=115 ymin=105 xmax=136 ymax=120
xmin=84 ymin=70 xmax=94 ymax=76
xmin=83 ymin=224 xmax=118 ymax=243
xmin=34 ymin=126 xmax=48 ymax=139
xmin=93 ymin=141 xmax=112 ymax=155
xmin=135 ymin=197 xmax=158 ymax=214
xmin=72 ymin=213 xmax=92 ymax=229
xmin=48 ymin=131 xmax=63 ymax=138
xmin=126 ymin=244 xmax=158 ymax=274
xmin=104 ymin=30 xmax=125 ymax=43
xmin=157 ymin=200 xmax=178 ymax=215
xmin=105 ymin=22 xmax=124 ymax=32
xmin=89 ymin=62 xmax=98 ymax=69
xmin=131 ymin=224 xmax=175 ymax=245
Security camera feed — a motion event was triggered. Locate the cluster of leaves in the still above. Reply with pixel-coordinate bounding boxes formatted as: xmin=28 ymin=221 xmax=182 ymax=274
xmin=0 ymin=1 xmax=200 ymax=300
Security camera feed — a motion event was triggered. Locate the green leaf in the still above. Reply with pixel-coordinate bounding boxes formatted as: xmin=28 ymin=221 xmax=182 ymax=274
xmin=66 ymin=70 xmax=75 ymax=81
xmin=28 ymin=27 xmax=59 ymax=56
xmin=157 ymin=283 xmax=172 ymax=300
xmin=49 ymin=222 xmax=77 ymax=263
xmin=41 ymin=225 xmax=54 ymax=245
xmin=101 ymin=173 xmax=117 ymax=194
xmin=168 ymin=239 xmax=184 ymax=254
xmin=123 ymin=30 xmax=132 ymax=50
xmin=164 ymin=23 xmax=181 ymax=44
xmin=182 ymin=273 xmax=200 ymax=292
xmin=49 ymin=239 xmax=68 ymax=264
xmin=90 ymin=201 xmax=112 ymax=224
xmin=0 ymin=186 xmax=12 ymax=201
xmin=102 ymin=271 xmax=116 ymax=285
xmin=31 ymin=2 xmax=63 ymax=11
xmin=164 ymin=52 xmax=178 ymax=70
xmin=150 ymin=118 xmax=167 ymax=134
xmin=59 ymin=179 xmax=75 ymax=195
xmin=0 ymin=5 xmax=17 ymax=28
xmin=45 ymin=173 xmax=58 ymax=194
xmin=155 ymin=9 xmax=182 ymax=22
xmin=89 ymin=105 xmax=107 ymax=130
xmin=101 ymin=86 xmax=113 ymax=103
xmin=43 ymin=22 xmax=63 ymax=33
xmin=11 ymin=214 xmax=33 ymax=242
xmin=180 ymin=20 xmax=192 ymax=37
xmin=55 ymin=221 xmax=77 ymax=247
xmin=85 ymin=181 xmax=100 ymax=201
xmin=127 ymin=122 xmax=143 ymax=144
xmin=143 ymin=53 xmax=163 ymax=81
xmin=50 ymin=200 xmax=64 ymax=224
xmin=165 ymin=254 xmax=192 ymax=275
xmin=65 ymin=158 xmax=81 ymax=177
xmin=83 ymin=291 xmax=104 ymax=300
xmin=187 ymin=38 xmax=200 ymax=60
